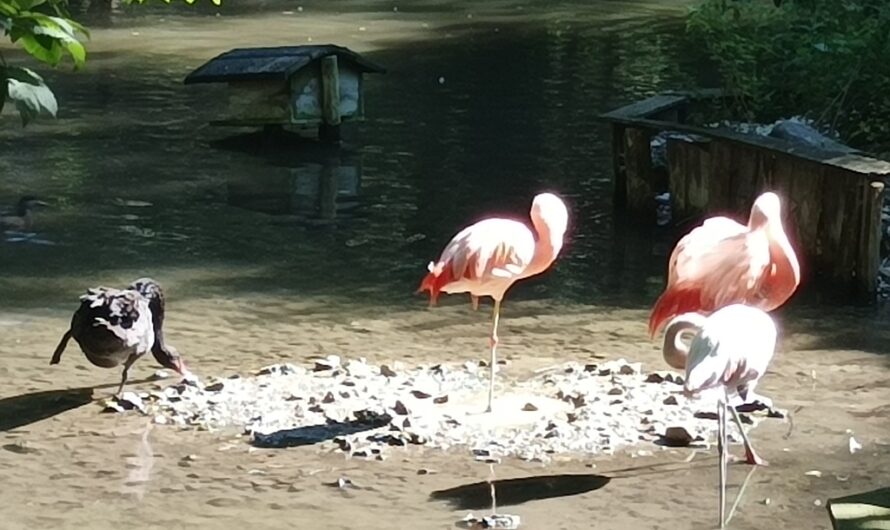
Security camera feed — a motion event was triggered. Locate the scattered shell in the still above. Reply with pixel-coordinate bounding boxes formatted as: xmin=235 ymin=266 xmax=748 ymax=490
xmin=804 ymin=470 xmax=822 ymax=478
xmin=849 ymin=436 xmax=863 ymax=454
xmin=313 ymin=356 xmax=341 ymax=372
xmin=117 ymin=358 xmax=774 ymax=463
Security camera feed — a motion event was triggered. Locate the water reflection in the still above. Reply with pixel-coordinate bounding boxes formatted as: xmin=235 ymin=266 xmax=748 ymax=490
xmin=1 ymin=2 xmax=872 ymax=325
xmin=219 ymin=131 xmax=363 ymax=225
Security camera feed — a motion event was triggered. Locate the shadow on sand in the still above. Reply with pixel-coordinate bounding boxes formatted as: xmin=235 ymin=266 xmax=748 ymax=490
xmin=0 ymin=376 xmax=161 ymax=431
xmin=430 ymin=473 xmax=611 ymax=510
xmin=251 ymin=413 xmax=392 ymax=448
xmin=0 ymin=387 xmax=95 ymax=431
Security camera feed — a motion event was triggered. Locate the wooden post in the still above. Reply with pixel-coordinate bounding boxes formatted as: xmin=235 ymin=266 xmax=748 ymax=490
xmin=624 ymin=127 xmax=655 ymax=221
xmin=320 ymin=55 xmax=341 ymax=143
xmin=611 ymin=124 xmax=627 ymax=209
xmin=856 ymin=180 xmax=884 ymax=300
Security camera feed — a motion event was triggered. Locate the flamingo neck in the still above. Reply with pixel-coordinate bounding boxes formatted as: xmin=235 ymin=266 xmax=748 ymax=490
xmin=762 ymin=225 xmax=801 ymax=307
xmin=662 ymin=315 xmax=706 ymax=370
xmin=524 ymin=221 xmax=564 ymax=278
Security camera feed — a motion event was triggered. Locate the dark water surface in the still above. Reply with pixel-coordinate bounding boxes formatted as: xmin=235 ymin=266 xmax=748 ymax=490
xmin=0 ymin=0 xmax=706 ymax=310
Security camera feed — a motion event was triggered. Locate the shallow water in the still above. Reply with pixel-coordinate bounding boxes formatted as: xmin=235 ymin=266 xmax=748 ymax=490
xmin=1 ymin=1 xmax=890 ymax=529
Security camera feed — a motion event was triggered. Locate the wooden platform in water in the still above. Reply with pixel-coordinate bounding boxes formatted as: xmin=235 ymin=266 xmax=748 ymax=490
xmin=599 ymin=92 xmax=890 ymax=301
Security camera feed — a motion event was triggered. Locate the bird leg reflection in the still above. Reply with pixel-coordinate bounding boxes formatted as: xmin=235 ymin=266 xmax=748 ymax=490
xmin=488 ymin=463 xmax=497 ymax=515
xmin=718 ymin=396 xmax=727 ymax=529
xmin=486 ymin=299 xmax=501 ymax=413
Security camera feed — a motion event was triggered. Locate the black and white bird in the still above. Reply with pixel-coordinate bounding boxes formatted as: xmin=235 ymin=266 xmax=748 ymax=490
xmin=51 ymin=277 xmax=189 ymax=395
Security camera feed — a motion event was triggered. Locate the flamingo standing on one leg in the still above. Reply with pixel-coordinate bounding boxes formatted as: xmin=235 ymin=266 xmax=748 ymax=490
xmin=648 ymin=191 xmax=800 ymax=339
xmin=678 ymin=304 xmax=778 ymax=528
xmin=418 ymin=193 xmax=569 ymax=413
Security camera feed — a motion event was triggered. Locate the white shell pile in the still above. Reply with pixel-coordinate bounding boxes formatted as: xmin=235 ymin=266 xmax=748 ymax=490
xmin=116 ymin=357 xmax=773 ymax=462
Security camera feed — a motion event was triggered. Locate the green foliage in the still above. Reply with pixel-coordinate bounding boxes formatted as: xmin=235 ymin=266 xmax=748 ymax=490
xmin=3 ymin=65 xmax=57 ymax=125
xmin=0 ymin=0 xmax=88 ymax=124
xmin=687 ymin=0 xmax=890 ymax=150
xmin=1 ymin=0 xmax=222 ymax=126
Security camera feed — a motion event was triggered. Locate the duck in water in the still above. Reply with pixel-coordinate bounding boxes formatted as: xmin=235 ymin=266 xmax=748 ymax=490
xmin=51 ymin=278 xmax=189 ymax=396
xmin=0 ymin=196 xmax=50 ymax=232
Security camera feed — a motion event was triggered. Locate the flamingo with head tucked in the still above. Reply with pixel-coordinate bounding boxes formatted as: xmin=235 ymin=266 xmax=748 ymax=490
xmin=418 ymin=193 xmax=569 ymax=413
xmin=668 ymin=304 xmax=778 ymax=528
xmin=648 ymin=192 xmax=800 ymax=339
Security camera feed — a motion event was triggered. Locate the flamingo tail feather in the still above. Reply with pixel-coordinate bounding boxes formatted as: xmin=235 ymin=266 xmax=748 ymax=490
xmin=417 ymin=262 xmax=456 ymax=307
xmin=648 ymin=286 xmax=704 ymax=338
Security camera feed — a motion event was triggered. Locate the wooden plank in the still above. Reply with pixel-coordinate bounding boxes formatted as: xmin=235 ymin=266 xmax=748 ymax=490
xmin=791 ymin=160 xmax=825 ymax=261
xmin=624 ymin=127 xmax=655 ymax=218
xmin=729 ymin=144 xmax=759 ymax=213
xmin=600 ymin=95 xmax=688 ymax=121
xmin=225 ymin=80 xmax=290 ymax=122
xmin=820 ymin=173 xmax=849 ymax=283
xmin=828 ymin=486 xmax=890 ymax=530
xmin=666 ymin=139 xmax=688 ymax=218
xmin=856 ymin=180 xmax=884 ymax=300
xmin=707 ymin=141 xmax=734 ymax=212
xmin=321 ymin=55 xmax=342 ymax=126
xmin=596 ymin=115 xmax=890 ymax=176
xmin=687 ymin=139 xmax=712 ymax=213
xmin=665 ymin=137 xmax=712 ymax=219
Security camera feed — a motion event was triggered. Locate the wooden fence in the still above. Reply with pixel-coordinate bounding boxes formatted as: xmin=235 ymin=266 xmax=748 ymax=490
xmin=600 ymin=92 xmax=890 ymax=301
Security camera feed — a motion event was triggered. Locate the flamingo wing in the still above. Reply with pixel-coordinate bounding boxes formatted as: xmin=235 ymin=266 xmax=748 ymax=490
xmin=684 ymin=305 xmax=777 ymax=395
xmin=418 ymin=219 xmax=534 ymax=304
xmin=649 ymin=218 xmax=770 ymax=337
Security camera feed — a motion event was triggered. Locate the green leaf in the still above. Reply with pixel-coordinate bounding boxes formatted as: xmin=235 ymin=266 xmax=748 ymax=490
xmin=4 ymin=65 xmax=45 ymax=85
xmin=64 ymin=39 xmax=85 ymax=68
xmin=18 ymin=33 xmax=64 ymax=66
xmin=6 ymin=76 xmax=57 ymax=126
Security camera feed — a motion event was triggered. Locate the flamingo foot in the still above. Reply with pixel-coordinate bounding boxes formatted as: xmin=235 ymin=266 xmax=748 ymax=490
xmin=743 ymin=445 xmax=769 ymax=466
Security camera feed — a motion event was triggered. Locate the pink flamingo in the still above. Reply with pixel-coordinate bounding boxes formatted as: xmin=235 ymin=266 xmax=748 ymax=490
xmin=671 ymin=304 xmax=777 ymax=528
xmin=648 ymin=191 xmax=800 ymax=338
xmin=418 ymin=193 xmax=569 ymax=412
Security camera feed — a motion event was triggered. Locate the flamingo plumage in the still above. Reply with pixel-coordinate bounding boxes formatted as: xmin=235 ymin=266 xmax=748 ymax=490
xmin=648 ymin=191 xmax=800 ymax=338
xmin=669 ymin=304 xmax=777 ymax=528
xmin=418 ymin=192 xmax=569 ymax=412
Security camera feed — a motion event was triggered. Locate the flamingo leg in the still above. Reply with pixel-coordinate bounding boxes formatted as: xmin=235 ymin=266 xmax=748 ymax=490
xmin=729 ymin=404 xmax=769 ymax=466
xmin=717 ymin=396 xmax=727 ymax=528
xmin=471 ymin=295 xmax=480 ymax=311
xmin=485 ymin=299 xmax=502 ymax=413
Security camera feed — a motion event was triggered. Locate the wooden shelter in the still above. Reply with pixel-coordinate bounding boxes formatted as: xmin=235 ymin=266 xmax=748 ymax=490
xmin=600 ymin=92 xmax=890 ymax=301
xmin=185 ymin=44 xmax=385 ymax=141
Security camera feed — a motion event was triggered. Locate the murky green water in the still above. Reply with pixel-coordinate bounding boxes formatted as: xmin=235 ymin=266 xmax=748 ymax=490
xmin=0 ymin=0 xmax=707 ymax=312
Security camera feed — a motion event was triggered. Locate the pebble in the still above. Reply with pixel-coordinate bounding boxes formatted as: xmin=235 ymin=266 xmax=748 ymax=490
xmin=112 ymin=358 xmax=775 ymax=462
